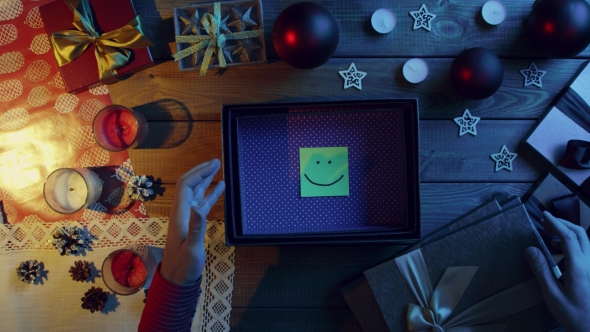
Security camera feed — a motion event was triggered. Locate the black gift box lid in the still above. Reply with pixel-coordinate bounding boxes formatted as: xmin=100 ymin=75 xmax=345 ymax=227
xmin=222 ymin=99 xmax=420 ymax=246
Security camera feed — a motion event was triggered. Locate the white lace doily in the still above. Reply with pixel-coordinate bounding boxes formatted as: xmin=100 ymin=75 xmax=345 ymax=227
xmin=0 ymin=218 xmax=235 ymax=332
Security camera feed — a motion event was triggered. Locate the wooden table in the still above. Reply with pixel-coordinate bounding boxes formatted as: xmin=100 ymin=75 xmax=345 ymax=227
xmin=110 ymin=0 xmax=589 ymax=330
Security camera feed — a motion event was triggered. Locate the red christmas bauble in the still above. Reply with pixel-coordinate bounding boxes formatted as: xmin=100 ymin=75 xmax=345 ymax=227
xmin=450 ymin=47 xmax=504 ymax=100
xmin=272 ymin=2 xmax=339 ymax=69
xmin=527 ymin=0 xmax=590 ymax=58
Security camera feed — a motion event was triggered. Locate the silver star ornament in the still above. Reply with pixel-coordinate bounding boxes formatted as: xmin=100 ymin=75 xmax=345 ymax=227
xmin=520 ymin=62 xmax=547 ymax=88
xmin=339 ymin=63 xmax=367 ymax=90
xmin=490 ymin=145 xmax=518 ymax=172
xmin=454 ymin=109 xmax=480 ymax=136
xmin=410 ymin=4 xmax=436 ymax=31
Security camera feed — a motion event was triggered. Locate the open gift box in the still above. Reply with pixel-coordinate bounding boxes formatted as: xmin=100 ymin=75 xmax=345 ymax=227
xmin=222 ymin=99 xmax=420 ymax=246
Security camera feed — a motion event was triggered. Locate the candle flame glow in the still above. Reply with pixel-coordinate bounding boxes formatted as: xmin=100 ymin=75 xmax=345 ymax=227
xmin=0 ymin=116 xmax=75 ymax=206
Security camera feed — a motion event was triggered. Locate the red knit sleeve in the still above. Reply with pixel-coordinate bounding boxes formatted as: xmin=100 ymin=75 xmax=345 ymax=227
xmin=138 ymin=263 xmax=202 ymax=332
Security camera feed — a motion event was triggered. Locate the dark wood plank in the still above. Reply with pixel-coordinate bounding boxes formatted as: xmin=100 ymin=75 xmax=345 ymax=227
xmin=133 ymin=0 xmax=590 ymax=60
xmin=230 ymin=308 xmax=362 ymax=332
xmin=230 ymin=183 xmax=531 ymax=308
xmin=110 ymin=58 xmax=585 ymax=121
xmin=420 ymin=120 xmax=539 ymax=182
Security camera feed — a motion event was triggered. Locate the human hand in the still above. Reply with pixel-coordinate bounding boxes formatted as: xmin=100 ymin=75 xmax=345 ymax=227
xmin=525 ymin=211 xmax=590 ymax=332
xmin=160 ymin=159 xmax=225 ymax=285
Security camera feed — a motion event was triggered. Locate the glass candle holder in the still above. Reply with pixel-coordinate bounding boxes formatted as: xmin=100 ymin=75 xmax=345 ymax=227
xmin=93 ymin=105 xmax=148 ymax=151
xmin=102 ymin=244 xmax=156 ymax=295
xmin=43 ymin=168 xmax=102 ymax=214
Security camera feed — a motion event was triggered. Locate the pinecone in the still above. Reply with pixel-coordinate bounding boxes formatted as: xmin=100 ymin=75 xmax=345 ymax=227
xmin=126 ymin=175 xmax=154 ymax=202
xmin=81 ymin=286 xmax=108 ymax=313
xmin=52 ymin=225 xmax=85 ymax=256
xmin=16 ymin=260 xmax=40 ymax=284
xmin=69 ymin=260 xmax=92 ymax=282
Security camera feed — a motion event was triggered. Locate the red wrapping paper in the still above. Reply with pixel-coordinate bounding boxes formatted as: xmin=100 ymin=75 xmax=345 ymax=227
xmin=0 ymin=0 xmax=148 ymax=224
xmin=39 ymin=0 xmax=154 ymax=93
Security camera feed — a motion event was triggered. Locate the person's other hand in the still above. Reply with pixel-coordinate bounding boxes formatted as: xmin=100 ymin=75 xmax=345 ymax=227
xmin=526 ymin=211 xmax=590 ymax=332
xmin=160 ymin=159 xmax=225 ymax=285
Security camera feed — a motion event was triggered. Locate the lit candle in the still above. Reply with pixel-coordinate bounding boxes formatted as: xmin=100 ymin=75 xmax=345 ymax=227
xmin=403 ymin=58 xmax=429 ymax=84
xmin=482 ymin=0 xmax=506 ymax=25
xmin=93 ymin=105 xmax=148 ymax=151
xmin=102 ymin=244 xmax=156 ymax=295
xmin=44 ymin=168 xmax=102 ymax=214
xmin=371 ymin=8 xmax=396 ymax=34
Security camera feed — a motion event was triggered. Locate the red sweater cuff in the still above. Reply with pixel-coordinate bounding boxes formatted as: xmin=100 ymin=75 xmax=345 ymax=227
xmin=138 ymin=263 xmax=202 ymax=332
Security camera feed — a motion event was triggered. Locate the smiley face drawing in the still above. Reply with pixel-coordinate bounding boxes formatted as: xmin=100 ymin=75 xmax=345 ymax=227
xmin=299 ymin=147 xmax=349 ymax=197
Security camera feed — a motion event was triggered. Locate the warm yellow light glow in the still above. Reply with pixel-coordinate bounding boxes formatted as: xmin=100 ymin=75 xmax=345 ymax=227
xmin=0 ymin=116 xmax=75 ymax=203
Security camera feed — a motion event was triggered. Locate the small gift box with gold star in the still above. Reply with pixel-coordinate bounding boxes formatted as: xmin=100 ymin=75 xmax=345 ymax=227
xmin=172 ymin=0 xmax=266 ymax=75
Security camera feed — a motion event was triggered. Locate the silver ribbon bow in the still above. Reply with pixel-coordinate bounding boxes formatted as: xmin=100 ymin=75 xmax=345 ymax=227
xmin=395 ymin=249 xmax=545 ymax=332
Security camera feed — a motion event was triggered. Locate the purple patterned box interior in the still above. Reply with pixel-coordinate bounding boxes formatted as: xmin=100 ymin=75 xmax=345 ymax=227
xmin=236 ymin=110 xmax=409 ymax=235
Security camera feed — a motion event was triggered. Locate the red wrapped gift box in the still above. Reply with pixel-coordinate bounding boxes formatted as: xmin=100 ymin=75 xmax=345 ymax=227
xmin=39 ymin=0 xmax=154 ymax=93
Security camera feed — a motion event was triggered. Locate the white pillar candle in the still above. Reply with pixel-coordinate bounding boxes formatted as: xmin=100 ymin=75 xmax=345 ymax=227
xmin=371 ymin=8 xmax=396 ymax=34
xmin=44 ymin=168 xmax=102 ymax=213
xmin=54 ymin=170 xmax=86 ymax=210
xmin=482 ymin=1 xmax=506 ymax=25
xmin=403 ymin=58 xmax=429 ymax=84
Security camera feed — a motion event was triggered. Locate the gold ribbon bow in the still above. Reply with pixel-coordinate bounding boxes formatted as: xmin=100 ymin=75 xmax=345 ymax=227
xmin=50 ymin=0 xmax=153 ymax=84
xmin=172 ymin=2 xmax=264 ymax=76
xmin=395 ymin=249 xmax=545 ymax=332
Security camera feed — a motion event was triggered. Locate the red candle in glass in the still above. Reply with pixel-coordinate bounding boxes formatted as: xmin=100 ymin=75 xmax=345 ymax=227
xmin=110 ymin=251 xmax=147 ymax=288
xmin=93 ymin=105 xmax=148 ymax=151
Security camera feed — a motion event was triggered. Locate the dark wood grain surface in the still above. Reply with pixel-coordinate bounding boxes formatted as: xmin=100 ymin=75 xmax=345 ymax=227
xmin=112 ymin=0 xmax=588 ymax=330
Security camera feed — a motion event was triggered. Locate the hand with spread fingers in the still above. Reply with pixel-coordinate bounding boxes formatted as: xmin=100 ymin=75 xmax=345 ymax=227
xmin=160 ymin=159 xmax=225 ymax=285
xmin=525 ymin=211 xmax=590 ymax=332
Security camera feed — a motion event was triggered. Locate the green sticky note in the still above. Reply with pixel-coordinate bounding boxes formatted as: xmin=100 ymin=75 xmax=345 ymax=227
xmin=300 ymin=147 xmax=349 ymax=197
